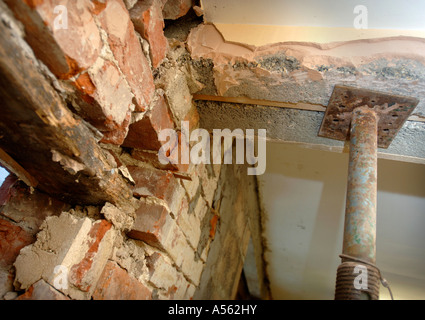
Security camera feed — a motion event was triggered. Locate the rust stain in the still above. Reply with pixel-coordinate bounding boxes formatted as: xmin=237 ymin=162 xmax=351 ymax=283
xmin=318 ymin=85 xmax=419 ymax=148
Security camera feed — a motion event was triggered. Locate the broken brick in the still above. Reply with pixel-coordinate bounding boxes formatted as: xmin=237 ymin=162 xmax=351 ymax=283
xmin=97 ymin=0 xmax=155 ymax=111
xmin=13 ymin=213 xmax=116 ymax=300
xmin=71 ymin=59 xmax=134 ymax=144
xmin=99 ymin=110 xmax=132 ymax=145
xmin=128 ymin=200 xmax=203 ymax=284
xmin=131 ymin=149 xmax=177 ymax=171
xmin=4 ymin=0 xmax=101 ymax=79
xmin=145 ymin=251 xmax=188 ymax=299
xmin=0 ymin=218 xmax=34 ymax=268
xmin=130 ymin=0 xmax=168 ymax=68
xmin=127 ymin=165 xmax=181 ymax=210
xmin=127 ymin=200 xmax=171 ymax=248
xmin=93 ymin=260 xmax=152 ymax=300
xmin=122 ymin=93 xmax=174 ymax=150
xmin=69 ymin=219 xmax=113 ymax=292
xmin=162 ymin=0 xmax=193 ymax=20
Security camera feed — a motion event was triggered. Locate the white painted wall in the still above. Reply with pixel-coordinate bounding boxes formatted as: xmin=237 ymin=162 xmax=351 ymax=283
xmin=203 ymin=0 xmax=425 ymax=30
xmin=258 ymin=142 xmax=425 ymax=300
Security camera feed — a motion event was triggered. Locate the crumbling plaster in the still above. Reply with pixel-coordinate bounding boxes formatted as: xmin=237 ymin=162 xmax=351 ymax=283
xmin=186 ymin=24 xmax=425 ymax=162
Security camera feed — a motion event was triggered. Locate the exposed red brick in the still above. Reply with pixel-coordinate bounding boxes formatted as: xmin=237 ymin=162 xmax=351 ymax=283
xmin=130 ymin=0 xmax=168 ymax=68
xmin=5 ymin=0 xmax=101 ymax=79
xmin=98 ymin=0 xmax=155 ymax=112
xmin=127 ymin=201 xmax=169 ymax=247
xmin=93 ymin=261 xmax=152 ymax=300
xmin=127 ymin=165 xmax=180 ymax=207
xmin=131 ymin=149 xmax=177 ymax=171
xmin=73 ymin=71 xmax=97 ymax=105
xmin=62 ymin=56 xmax=85 ymax=80
xmin=69 ymin=219 xmax=112 ymax=292
xmin=0 ymin=219 xmax=34 ymax=268
xmin=71 ymin=60 xmax=134 ymax=143
xmin=131 ymin=136 xmax=188 ymax=173
xmin=16 ymin=279 xmax=70 ymax=300
xmin=100 ymin=111 xmax=132 ymax=145
xmin=162 ymin=0 xmax=193 ymax=20
xmin=129 ymin=201 xmax=201 ymax=282
xmin=122 ymin=93 xmax=174 ymax=150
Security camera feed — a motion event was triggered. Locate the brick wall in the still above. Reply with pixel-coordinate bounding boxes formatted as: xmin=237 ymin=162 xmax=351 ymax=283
xmin=0 ymin=0 xmax=262 ymax=300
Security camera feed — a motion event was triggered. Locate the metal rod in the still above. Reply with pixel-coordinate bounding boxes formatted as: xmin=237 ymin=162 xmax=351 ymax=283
xmin=334 ymin=106 xmax=381 ymax=300
xmin=343 ymin=106 xmax=378 ymax=264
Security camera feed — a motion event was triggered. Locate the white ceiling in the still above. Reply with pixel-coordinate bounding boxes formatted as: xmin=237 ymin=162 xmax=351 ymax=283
xmin=258 ymin=142 xmax=425 ymax=300
xmin=202 ymin=0 xmax=425 ymax=30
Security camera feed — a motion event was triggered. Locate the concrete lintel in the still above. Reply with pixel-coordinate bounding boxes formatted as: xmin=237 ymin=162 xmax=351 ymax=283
xmin=196 ymin=100 xmax=425 ymax=165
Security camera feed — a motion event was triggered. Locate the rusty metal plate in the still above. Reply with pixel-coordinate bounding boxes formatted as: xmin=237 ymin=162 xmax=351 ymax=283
xmin=318 ymin=85 xmax=419 ymax=148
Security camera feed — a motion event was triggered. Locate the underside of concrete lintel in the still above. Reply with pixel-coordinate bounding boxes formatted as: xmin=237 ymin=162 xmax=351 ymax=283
xmin=185 ymin=23 xmax=425 ymax=163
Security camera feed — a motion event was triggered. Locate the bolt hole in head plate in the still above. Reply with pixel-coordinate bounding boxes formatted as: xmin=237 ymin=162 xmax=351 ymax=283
xmin=318 ymin=85 xmax=419 ymax=148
